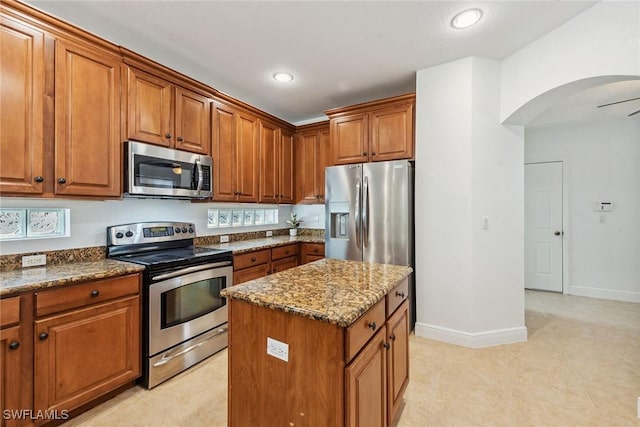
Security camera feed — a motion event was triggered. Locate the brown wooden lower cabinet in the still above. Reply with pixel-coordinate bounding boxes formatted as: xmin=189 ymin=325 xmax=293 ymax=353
xmin=233 ymin=243 xmax=307 ymax=285
xmin=33 ymin=274 xmax=141 ymax=418
xmin=299 ymin=242 xmax=325 ymax=264
xmin=1 ymin=296 xmax=25 ymax=427
xmin=386 ymin=301 xmax=410 ymax=425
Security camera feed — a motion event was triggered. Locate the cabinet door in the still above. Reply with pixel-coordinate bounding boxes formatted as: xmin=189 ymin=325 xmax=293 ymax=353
xmin=271 ymin=256 xmax=297 ymax=274
xmin=317 ymin=128 xmax=330 ymax=202
xmin=233 ymin=264 xmax=270 ymax=285
xmin=258 ymin=120 xmax=279 ymax=203
xmin=235 ymin=111 xmax=259 ymax=202
xmin=345 ymin=327 xmax=387 ymax=427
xmin=279 ymin=129 xmax=295 ymax=204
xmin=211 ymin=101 xmax=237 ymax=201
xmin=1 ymin=325 xmax=22 ymax=427
xmin=175 ymin=87 xmax=211 ymax=155
xmin=331 ymin=113 xmax=368 ymax=165
xmin=370 ymin=103 xmax=414 ymax=161
xmin=296 ymin=131 xmax=320 ymax=204
xmin=54 ymin=38 xmax=121 ymax=197
xmin=0 ymin=15 xmax=45 ymax=194
xmin=34 ymin=296 xmax=140 ymax=413
xmin=126 ymin=67 xmax=173 ymax=148
xmin=386 ymin=301 xmax=409 ymax=425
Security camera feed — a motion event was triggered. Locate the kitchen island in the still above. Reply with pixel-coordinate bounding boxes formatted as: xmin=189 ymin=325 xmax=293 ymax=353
xmin=221 ymin=258 xmax=412 ymax=427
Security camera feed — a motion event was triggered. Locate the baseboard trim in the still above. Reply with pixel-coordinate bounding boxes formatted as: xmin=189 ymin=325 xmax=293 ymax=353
xmin=568 ymin=286 xmax=640 ymax=303
xmin=414 ymin=323 xmax=528 ymax=348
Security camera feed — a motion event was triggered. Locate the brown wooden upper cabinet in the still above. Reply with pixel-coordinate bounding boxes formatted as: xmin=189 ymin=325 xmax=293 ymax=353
xmin=295 ymin=121 xmax=330 ymax=204
xmin=211 ymin=99 xmax=260 ymax=202
xmin=325 ymin=93 xmax=415 ymax=166
xmin=259 ymin=120 xmax=295 ymax=204
xmin=1 ymin=5 xmax=122 ymax=198
xmin=125 ymin=66 xmax=211 ymax=155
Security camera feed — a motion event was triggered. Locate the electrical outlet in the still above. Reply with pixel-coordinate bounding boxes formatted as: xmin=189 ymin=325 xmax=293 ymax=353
xmin=219 ymin=235 xmax=229 ymax=243
xmin=22 ymin=254 xmax=46 ymax=268
xmin=265 ymin=230 xmax=273 ymax=237
xmin=266 ymin=337 xmax=288 ymax=362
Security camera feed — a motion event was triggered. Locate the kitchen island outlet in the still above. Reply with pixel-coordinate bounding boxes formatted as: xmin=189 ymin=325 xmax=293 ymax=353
xmin=221 ymin=258 xmax=412 ymax=427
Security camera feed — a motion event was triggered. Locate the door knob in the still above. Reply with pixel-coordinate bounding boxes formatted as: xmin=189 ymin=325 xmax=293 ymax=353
xmin=554 ymin=231 xmax=561 ymax=236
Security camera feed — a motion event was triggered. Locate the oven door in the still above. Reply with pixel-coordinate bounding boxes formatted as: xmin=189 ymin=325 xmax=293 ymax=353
xmin=148 ymin=263 xmax=231 ymax=356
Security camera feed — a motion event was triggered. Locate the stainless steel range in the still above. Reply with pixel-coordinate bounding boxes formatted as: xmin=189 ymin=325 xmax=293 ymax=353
xmin=106 ymin=221 xmax=232 ymax=388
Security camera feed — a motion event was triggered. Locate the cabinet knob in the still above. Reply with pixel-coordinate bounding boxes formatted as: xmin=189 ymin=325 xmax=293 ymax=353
xmin=313 ymin=248 xmax=318 ymax=253
xmin=8 ymin=341 xmax=20 ymax=350
xmin=368 ymin=321 xmax=377 ymax=330
xmin=91 ymin=289 xmax=100 ymax=297
xmin=285 ymin=250 xmax=289 ymax=254
xmin=177 ymin=136 xmax=183 ymax=142
xmin=165 ymin=133 xmax=172 ymax=139
xmin=390 ymin=334 xmax=396 ymax=341
xmin=383 ymin=342 xmax=391 ymax=349
xmin=395 ymin=291 xmax=406 ymax=298
xmin=39 ymin=332 xmax=49 ymax=341
xmin=363 ymin=152 xmax=367 ymax=156
xmin=372 ymin=151 xmax=377 ymax=156
xmin=554 ymin=231 xmax=561 ymax=236
xmin=34 ymin=176 xmax=44 ymax=183
xmin=251 ymin=257 xmax=257 ymax=262
xmin=57 ymin=177 xmax=66 ymax=184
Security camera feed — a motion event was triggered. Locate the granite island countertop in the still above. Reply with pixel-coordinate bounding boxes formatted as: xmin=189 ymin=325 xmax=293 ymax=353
xmin=0 ymin=259 xmax=145 ymax=297
xmin=221 ymin=258 xmax=412 ymax=327
xmin=202 ymin=234 xmax=323 ymax=254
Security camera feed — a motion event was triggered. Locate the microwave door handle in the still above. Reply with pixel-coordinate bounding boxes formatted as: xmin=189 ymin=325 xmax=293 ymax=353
xmin=194 ymin=159 xmax=203 ymax=193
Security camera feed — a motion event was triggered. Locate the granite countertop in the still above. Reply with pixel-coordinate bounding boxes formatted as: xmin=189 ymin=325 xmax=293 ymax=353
xmin=221 ymin=258 xmax=412 ymax=327
xmin=204 ymin=235 xmax=324 ymax=254
xmin=0 ymin=259 xmax=145 ymax=297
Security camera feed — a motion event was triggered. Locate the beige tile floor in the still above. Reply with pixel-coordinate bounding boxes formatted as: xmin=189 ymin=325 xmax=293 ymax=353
xmin=63 ymin=290 xmax=640 ymax=426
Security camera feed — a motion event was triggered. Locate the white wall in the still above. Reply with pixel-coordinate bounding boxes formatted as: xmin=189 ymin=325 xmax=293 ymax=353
xmin=415 ymin=57 xmax=526 ymax=347
xmin=0 ymin=198 xmax=292 ymax=255
xmin=501 ymin=1 xmax=640 ymax=124
xmin=525 ymin=118 xmax=640 ymax=302
xmin=291 ymin=204 xmax=325 ymax=230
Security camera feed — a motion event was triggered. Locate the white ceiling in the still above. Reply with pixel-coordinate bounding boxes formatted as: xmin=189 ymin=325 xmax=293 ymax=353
xmin=26 ymin=0 xmax=604 ymax=125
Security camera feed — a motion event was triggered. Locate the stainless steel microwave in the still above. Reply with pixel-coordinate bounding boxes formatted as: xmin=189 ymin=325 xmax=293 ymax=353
xmin=124 ymin=141 xmax=213 ymax=199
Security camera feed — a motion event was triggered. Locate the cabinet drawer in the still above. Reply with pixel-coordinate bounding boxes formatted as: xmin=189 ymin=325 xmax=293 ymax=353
xmin=234 ymin=249 xmax=270 ymax=271
xmin=345 ymin=298 xmax=386 ymax=362
xmin=36 ymin=274 xmax=140 ymax=317
xmin=0 ymin=296 xmax=21 ymax=328
xmin=271 ymin=256 xmax=297 ymax=274
xmin=303 ymin=243 xmax=325 ymax=256
xmin=386 ymin=277 xmax=409 ymax=318
xmin=271 ymin=244 xmax=298 ymax=261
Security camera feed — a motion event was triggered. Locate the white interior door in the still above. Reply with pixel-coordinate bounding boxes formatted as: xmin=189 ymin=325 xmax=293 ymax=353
xmin=525 ymin=162 xmax=563 ymax=292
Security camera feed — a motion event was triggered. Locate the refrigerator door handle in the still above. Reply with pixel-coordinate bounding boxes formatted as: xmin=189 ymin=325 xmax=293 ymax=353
xmin=355 ymin=181 xmax=361 ymax=249
xmin=363 ymin=176 xmax=369 ymax=248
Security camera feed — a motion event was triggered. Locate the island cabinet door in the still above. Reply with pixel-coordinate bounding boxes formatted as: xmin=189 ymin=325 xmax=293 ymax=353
xmin=386 ymin=301 xmax=409 ymax=425
xmin=345 ymin=327 xmax=387 ymax=427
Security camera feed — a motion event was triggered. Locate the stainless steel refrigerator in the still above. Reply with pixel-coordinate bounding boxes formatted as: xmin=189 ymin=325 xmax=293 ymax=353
xmin=325 ymin=160 xmax=415 ymax=325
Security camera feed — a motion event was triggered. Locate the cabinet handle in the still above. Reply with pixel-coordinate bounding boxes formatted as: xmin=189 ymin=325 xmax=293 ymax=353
xmin=57 ymin=177 xmax=66 ymax=184
xmin=395 ymin=291 xmax=406 ymax=298
xmin=177 ymin=136 xmax=183 ymax=142
xmin=363 ymin=152 xmax=367 ymax=156
xmin=39 ymin=332 xmax=49 ymax=341
xmin=383 ymin=342 xmax=391 ymax=349
xmin=165 ymin=133 xmax=172 ymax=139
xmin=8 ymin=341 xmax=20 ymax=350
xmin=390 ymin=334 xmax=396 ymax=341
xmin=34 ymin=176 xmax=44 ymax=183
xmin=313 ymin=248 xmax=318 ymax=253
xmin=372 ymin=151 xmax=377 ymax=156
xmin=368 ymin=321 xmax=377 ymax=330
xmin=285 ymin=250 xmax=289 ymax=254
xmin=251 ymin=257 xmax=257 ymax=262
xmin=90 ymin=289 xmax=100 ymax=297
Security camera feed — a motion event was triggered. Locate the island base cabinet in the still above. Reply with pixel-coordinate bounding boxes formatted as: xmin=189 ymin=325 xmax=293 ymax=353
xmin=34 ymin=296 xmax=140 ymax=416
xmin=345 ymin=327 xmax=388 ymax=427
xmin=228 ymin=300 xmax=344 ymax=427
xmin=386 ymin=301 xmax=409 ymax=425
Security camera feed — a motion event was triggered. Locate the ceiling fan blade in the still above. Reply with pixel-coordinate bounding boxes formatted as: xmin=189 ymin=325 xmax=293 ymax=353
xmin=597 ymin=96 xmax=640 ymax=108
xmin=628 ymin=108 xmax=640 ymax=117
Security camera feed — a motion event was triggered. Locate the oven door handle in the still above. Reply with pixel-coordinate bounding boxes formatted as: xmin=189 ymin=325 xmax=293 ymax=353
xmin=151 ymin=261 xmax=232 ymax=281
xmin=152 ymin=326 xmax=228 ymax=367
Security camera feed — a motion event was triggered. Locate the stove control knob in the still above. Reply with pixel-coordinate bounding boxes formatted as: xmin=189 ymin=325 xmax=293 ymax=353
xmin=181 ymin=227 xmax=188 ymax=233
xmin=125 ymin=231 xmax=134 ymax=238
xmin=188 ymin=227 xmax=194 ymax=234
xmin=175 ymin=227 xmax=181 ymax=233
xmin=115 ymin=232 xmax=124 ymax=239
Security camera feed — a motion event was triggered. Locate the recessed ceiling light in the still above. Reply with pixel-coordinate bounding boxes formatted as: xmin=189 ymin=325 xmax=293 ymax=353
xmin=273 ymin=72 xmax=294 ymax=83
xmin=451 ymin=8 xmax=483 ymax=29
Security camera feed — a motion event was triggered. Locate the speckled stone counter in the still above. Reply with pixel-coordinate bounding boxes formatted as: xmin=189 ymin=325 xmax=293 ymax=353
xmin=0 ymin=259 xmax=145 ymax=297
xmin=221 ymin=258 xmax=412 ymax=327
xmin=204 ymin=235 xmax=324 ymax=254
